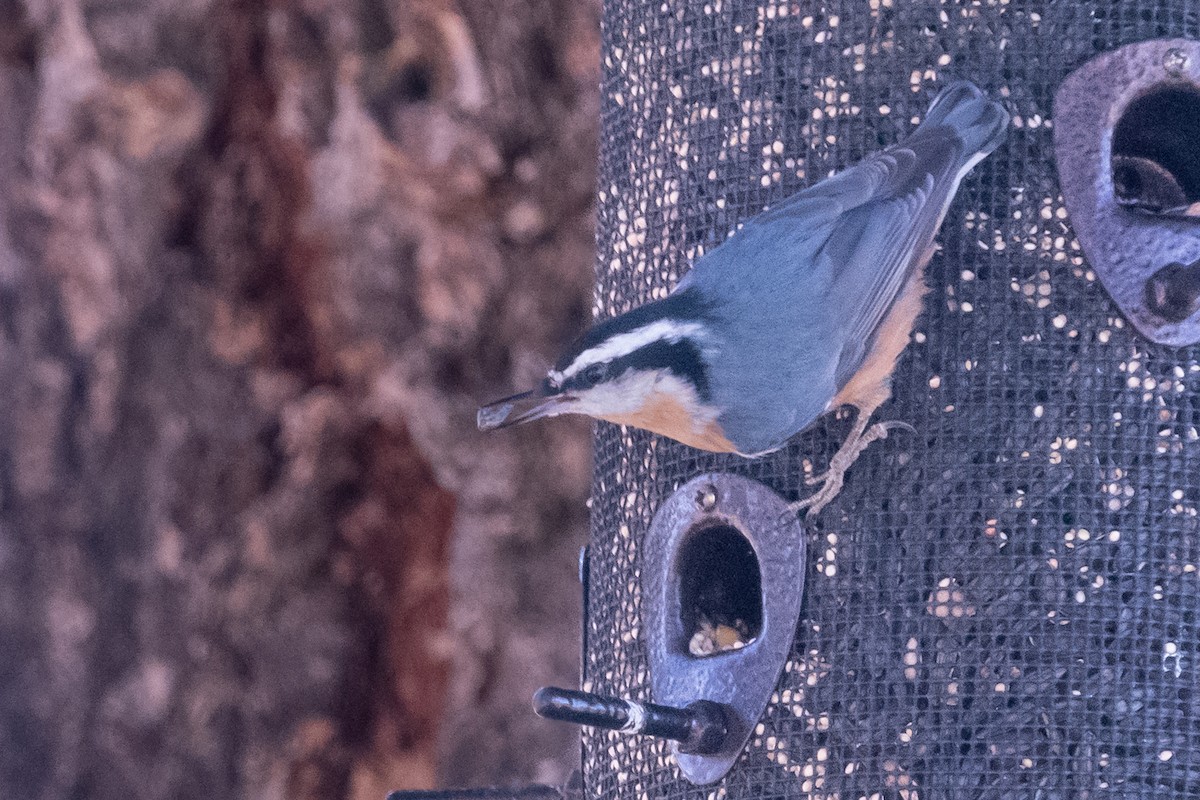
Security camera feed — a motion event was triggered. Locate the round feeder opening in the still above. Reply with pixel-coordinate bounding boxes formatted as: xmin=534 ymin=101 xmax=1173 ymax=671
xmin=1112 ymin=83 xmax=1200 ymax=212
xmin=675 ymin=523 xmax=763 ymax=657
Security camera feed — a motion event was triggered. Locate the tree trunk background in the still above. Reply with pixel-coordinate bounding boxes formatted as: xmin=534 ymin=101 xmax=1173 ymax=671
xmin=0 ymin=0 xmax=597 ymax=795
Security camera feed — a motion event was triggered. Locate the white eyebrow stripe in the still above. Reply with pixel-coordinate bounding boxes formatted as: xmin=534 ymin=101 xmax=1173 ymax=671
xmin=556 ymin=319 xmax=707 ymax=382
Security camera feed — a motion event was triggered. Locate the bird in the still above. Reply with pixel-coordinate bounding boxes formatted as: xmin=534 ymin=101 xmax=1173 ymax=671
xmin=478 ymin=81 xmax=1008 ymax=516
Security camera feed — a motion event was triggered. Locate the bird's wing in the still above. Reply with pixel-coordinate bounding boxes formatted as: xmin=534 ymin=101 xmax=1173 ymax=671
xmin=738 ymin=128 xmax=966 ymax=389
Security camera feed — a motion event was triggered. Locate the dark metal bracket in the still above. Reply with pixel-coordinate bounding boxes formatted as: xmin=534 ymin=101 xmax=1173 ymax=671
xmin=641 ymin=473 xmax=806 ymax=785
xmin=531 ymin=474 xmax=805 ymax=785
xmin=1055 ymin=38 xmax=1200 ymax=345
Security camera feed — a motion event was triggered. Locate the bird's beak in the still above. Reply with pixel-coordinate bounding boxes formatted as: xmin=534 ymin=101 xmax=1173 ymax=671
xmin=477 ymin=387 xmax=576 ymax=431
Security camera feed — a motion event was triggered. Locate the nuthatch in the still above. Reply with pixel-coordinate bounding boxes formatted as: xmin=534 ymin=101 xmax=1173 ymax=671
xmin=479 ymin=81 xmax=1008 ymax=515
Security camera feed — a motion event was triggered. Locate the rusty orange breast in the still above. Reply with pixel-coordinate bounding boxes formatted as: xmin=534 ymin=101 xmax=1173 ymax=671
xmin=602 ymin=389 xmax=738 ymax=453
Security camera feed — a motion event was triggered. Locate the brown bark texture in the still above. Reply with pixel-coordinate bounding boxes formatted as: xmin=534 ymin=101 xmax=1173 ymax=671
xmin=0 ymin=0 xmax=598 ymax=795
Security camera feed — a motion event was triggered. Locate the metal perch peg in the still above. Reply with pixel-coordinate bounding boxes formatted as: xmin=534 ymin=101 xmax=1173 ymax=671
xmin=532 ymin=687 xmax=729 ymax=755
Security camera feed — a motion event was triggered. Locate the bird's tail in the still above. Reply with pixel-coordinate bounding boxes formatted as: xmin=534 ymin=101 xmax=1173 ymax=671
xmin=917 ymin=80 xmax=1009 ymax=160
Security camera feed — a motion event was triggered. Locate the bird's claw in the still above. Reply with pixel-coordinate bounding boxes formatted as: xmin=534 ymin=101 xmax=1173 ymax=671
xmin=789 ymin=417 xmax=914 ymax=518
xmin=789 ymin=475 xmax=845 ymax=519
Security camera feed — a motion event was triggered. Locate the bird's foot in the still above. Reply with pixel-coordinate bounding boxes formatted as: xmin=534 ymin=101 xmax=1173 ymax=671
xmin=788 ymin=419 xmax=914 ymax=519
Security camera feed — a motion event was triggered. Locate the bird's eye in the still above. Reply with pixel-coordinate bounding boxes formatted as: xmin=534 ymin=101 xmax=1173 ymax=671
xmin=582 ymin=363 xmax=607 ymax=384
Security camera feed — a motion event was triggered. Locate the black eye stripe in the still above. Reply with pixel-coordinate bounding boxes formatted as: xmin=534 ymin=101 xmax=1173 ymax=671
xmin=557 ymin=339 xmax=710 ymax=401
xmin=622 ymin=339 xmax=711 ymax=401
xmin=562 ymin=361 xmax=611 ymax=391
xmin=553 ymin=287 xmax=714 ymax=372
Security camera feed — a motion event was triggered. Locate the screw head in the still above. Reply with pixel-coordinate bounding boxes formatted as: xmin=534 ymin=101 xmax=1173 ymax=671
xmin=695 ymin=485 xmax=718 ymax=510
xmin=1164 ymin=48 xmax=1190 ymax=74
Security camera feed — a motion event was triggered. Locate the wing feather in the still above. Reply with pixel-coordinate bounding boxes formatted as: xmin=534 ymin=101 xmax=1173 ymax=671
xmin=736 ymin=128 xmax=965 ymax=389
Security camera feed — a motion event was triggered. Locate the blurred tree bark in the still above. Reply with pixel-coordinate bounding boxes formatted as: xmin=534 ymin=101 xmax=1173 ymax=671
xmin=0 ymin=0 xmax=597 ymax=795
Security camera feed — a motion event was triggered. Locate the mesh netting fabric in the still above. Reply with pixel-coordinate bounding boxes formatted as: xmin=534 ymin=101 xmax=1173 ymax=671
xmin=584 ymin=2 xmax=1200 ymax=797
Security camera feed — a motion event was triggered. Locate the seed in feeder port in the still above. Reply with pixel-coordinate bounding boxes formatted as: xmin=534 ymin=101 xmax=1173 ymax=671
xmin=688 ymin=617 xmax=752 ymax=656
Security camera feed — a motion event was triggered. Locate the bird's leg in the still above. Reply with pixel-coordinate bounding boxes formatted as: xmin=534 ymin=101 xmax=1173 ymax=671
xmin=788 ymin=405 xmax=913 ymax=518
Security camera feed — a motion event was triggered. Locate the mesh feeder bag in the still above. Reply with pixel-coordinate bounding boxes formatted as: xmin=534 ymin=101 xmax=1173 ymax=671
xmin=582 ymin=2 xmax=1200 ymax=798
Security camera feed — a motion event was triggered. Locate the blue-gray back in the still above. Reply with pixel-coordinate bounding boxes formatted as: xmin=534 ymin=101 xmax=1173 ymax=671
xmin=674 ymin=81 xmax=1008 ymax=455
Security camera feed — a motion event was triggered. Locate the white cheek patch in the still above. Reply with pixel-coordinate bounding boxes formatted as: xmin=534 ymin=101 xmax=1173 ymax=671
xmin=571 ymin=370 xmax=657 ymax=417
xmin=557 ymin=319 xmax=707 ymax=382
xmin=572 ymin=368 xmax=720 ymax=432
